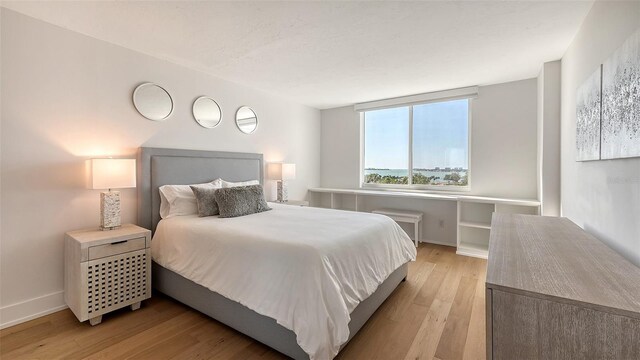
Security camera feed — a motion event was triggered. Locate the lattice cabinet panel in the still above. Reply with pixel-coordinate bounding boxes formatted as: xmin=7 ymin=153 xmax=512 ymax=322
xmin=65 ymin=224 xmax=152 ymax=325
xmin=86 ymin=249 xmax=151 ymax=317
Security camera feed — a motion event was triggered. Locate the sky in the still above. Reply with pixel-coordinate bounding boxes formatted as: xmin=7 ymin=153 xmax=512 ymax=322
xmin=364 ymin=99 xmax=469 ymax=169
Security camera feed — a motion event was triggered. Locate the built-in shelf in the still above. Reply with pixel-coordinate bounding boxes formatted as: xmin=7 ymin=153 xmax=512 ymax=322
xmin=308 ymin=187 xmax=541 ymax=260
xmin=308 ymin=187 xmax=541 ymax=207
xmin=457 ymin=241 xmax=490 ymax=257
xmin=459 ymin=221 xmax=492 ymax=230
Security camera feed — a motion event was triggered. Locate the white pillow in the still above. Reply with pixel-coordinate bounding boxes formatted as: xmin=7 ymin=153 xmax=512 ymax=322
xmin=221 ymin=179 xmax=260 ymax=188
xmin=159 ymin=179 xmax=222 ymax=219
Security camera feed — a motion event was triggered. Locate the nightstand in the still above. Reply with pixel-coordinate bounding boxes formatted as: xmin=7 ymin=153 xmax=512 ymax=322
xmin=273 ymin=200 xmax=309 ymax=207
xmin=64 ymin=224 xmax=151 ymax=325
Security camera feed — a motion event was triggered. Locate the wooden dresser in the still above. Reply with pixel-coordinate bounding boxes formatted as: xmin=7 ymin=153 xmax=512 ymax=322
xmin=486 ymin=214 xmax=640 ymax=359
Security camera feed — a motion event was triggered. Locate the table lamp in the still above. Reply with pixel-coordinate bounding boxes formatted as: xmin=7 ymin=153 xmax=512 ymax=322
xmin=267 ymin=163 xmax=295 ymax=202
xmin=87 ymin=158 xmax=136 ymax=230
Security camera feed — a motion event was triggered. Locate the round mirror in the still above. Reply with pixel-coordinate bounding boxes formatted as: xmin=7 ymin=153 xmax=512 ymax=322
xmin=192 ymin=96 xmax=222 ymax=128
xmin=133 ymin=83 xmax=173 ymax=121
xmin=235 ymin=106 xmax=258 ymax=134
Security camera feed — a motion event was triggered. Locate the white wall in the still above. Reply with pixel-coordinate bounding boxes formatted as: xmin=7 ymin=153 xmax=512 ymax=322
xmin=320 ymin=106 xmax=361 ymax=189
xmin=321 ymin=79 xmax=538 ymax=198
xmin=471 ymin=79 xmax=538 ymax=199
xmin=320 ymin=79 xmax=538 ymax=246
xmin=0 ymin=9 xmax=321 ymax=328
xmin=560 ymin=1 xmax=640 ymax=266
xmin=537 ymin=61 xmax=562 ymax=216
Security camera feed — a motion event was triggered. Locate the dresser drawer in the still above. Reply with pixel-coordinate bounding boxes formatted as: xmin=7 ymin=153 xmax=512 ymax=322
xmin=88 ymin=237 xmax=146 ymax=260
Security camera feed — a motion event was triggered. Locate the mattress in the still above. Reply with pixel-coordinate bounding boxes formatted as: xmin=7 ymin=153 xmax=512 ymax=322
xmin=151 ymin=203 xmax=416 ymax=360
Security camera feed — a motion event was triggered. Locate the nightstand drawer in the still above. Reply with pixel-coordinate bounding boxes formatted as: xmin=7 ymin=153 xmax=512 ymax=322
xmin=88 ymin=237 xmax=146 ymax=260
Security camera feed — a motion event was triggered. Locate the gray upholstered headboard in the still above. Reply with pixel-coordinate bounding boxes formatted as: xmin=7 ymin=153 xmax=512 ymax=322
xmin=136 ymin=147 xmax=263 ymax=233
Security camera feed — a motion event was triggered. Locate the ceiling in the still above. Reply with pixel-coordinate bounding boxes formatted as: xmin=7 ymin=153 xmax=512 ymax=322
xmin=2 ymin=1 xmax=593 ymax=109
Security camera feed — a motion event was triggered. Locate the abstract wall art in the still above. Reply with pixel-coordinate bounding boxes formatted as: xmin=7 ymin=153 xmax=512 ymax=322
xmin=601 ymin=28 xmax=640 ymax=160
xmin=576 ymin=66 xmax=602 ymax=161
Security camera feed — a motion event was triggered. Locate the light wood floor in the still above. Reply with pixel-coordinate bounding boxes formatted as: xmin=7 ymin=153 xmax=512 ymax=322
xmin=0 ymin=244 xmax=487 ymax=360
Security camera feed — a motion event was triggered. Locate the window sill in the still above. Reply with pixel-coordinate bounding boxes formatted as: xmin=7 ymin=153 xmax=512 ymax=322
xmin=361 ymin=183 xmax=470 ymax=194
xmin=309 ymin=187 xmax=541 ymax=207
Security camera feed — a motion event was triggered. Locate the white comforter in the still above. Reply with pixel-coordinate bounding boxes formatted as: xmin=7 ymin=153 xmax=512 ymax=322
xmin=151 ymin=203 xmax=416 ymax=359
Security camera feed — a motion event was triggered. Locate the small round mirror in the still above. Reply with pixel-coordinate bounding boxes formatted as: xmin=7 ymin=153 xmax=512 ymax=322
xmin=192 ymin=96 xmax=222 ymax=128
xmin=235 ymin=106 xmax=258 ymax=134
xmin=133 ymin=83 xmax=173 ymax=121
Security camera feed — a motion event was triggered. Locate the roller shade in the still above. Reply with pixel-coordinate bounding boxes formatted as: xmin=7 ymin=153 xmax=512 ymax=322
xmin=354 ymin=86 xmax=478 ymax=112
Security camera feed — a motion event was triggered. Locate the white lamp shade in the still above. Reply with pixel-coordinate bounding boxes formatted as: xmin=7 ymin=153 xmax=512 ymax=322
xmin=267 ymin=163 xmax=296 ymax=181
xmin=88 ymin=158 xmax=136 ymax=189
xmin=282 ymin=163 xmax=296 ymax=180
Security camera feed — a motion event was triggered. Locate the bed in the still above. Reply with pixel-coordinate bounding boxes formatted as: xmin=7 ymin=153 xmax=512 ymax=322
xmin=136 ymin=147 xmax=416 ymax=360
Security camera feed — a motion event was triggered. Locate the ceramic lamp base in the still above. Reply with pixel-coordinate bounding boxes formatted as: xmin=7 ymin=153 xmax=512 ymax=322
xmin=276 ymin=181 xmax=288 ymax=202
xmin=100 ymin=190 xmax=121 ymax=230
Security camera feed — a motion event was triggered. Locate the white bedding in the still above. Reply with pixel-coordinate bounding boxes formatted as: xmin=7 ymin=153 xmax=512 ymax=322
xmin=151 ymin=203 xmax=416 ymax=360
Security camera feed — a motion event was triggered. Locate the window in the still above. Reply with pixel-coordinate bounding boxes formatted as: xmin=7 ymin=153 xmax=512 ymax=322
xmin=363 ymin=98 xmax=470 ymax=190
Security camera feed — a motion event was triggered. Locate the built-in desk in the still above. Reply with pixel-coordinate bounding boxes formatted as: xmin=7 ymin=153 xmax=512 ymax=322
xmin=308 ymin=188 xmax=540 ymax=258
xmin=486 ymin=214 xmax=640 ymax=359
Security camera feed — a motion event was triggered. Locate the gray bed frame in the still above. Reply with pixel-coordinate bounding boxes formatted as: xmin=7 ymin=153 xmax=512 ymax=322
xmin=136 ymin=147 xmax=408 ymax=359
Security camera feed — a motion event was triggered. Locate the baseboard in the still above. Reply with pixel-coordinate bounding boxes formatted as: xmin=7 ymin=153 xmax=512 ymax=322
xmin=0 ymin=291 xmax=67 ymax=330
xmin=419 ymin=239 xmax=456 ymax=247
xmin=456 ymin=248 xmax=489 ymax=260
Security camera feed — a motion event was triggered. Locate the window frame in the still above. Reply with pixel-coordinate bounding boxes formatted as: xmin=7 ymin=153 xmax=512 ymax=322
xmin=360 ymin=99 xmax=472 ymax=192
